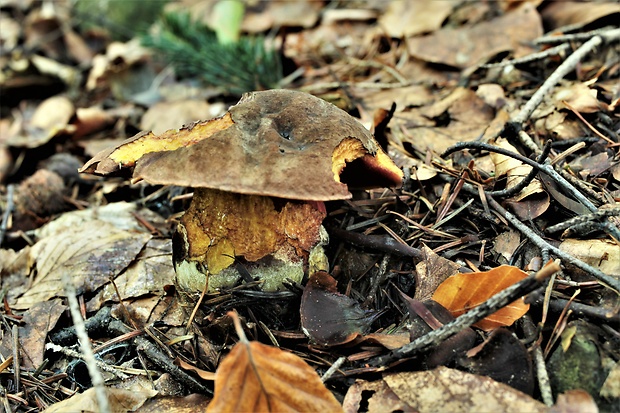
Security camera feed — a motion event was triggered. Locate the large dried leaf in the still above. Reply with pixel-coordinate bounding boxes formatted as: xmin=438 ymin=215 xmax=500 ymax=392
xmin=559 ymin=239 xmax=620 ymax=277
xmin=206 ymin=339 xmax=342 ymax=412
xmin=432 ymin=265 xmax=530 ymax=331
xmin=13 ymin=220 xmax=151 ymax=309
xmin=80 ymin=90 xmax=403 ymax=201
xmin=44 ymin=387 xmax=157 ymax=412
xmin=407 ymin=3 xmax=542 ymax=68
xmin=383 ymin=367 xmax=546 ymax=413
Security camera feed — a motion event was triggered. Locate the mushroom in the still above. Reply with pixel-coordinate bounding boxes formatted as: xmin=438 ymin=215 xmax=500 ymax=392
xmin=80 ymin=89 xmax=403 ymax=292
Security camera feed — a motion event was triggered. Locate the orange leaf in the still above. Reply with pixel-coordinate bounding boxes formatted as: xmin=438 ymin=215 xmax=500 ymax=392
xmin=431 ymin=265 xmax=530 ymax=331
xmin=206 ymin=340 xmax=343 ymax=413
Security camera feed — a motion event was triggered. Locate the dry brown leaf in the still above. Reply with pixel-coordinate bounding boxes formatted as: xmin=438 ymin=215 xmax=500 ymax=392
xmin=559 ymin=239 xmax=620 ymax=277
xmin=13 ymin=220 xmax=151 ymax=309
xmin=402 ymin=88 xmax=497 ymax=153
xmin=382 ymin=367 xmax=547 ymax=413
xmin=136 ymin=394 xmax=212 ymax=412
xmin=300 ymin=271 xmax=383 ymax=346
xmin=413 ymin=245 xmax=461 ymax=302
xmin=44 ymin=387 xmax=157 ymax=413
xmin=408 ymin=3 xmax=542 ymax=68
xmin=379 ymin=1 xmax=455 ymax=37
xmin=491 ymin=138 xmax=544 ymax=202
xmin=176 ymin=358 xmax=216 ymax=381
xmin=343 ymin=379 xmax=414 ymax=413
xmin=18 ymin=299 xmax=66 ymax=370
xmin=7 ymin=96 xmax=75 ymax=148
xmin=555 ymin=83 xmax=604 ymax=113
xmin=432 ymin=265 xmax=530 ymax=331
xmin=542 ymin=2 xmax=620 ymax=30
xmin=551 ymin=389 xmax=599 ymax=413
xmin=206 ymin=339 xmax=342 ymax=412
xmin=140 ymin=99 xmax=216 ymax=135
xmin=93 ymin=238 xmax=175 ymax=305
xmin=493 ymin=230 xmax=521 ymax=264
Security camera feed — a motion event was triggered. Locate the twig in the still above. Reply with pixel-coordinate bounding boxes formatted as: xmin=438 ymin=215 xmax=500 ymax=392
xmin=486 ymin=195 xmax=620 ymax=291
xmin=510 ymin=28 xmax=620 ymax=127
xmin=546 ymin=206 xmax=620 ymax=233
xmin=486 ymin=140 xmax=552 ymax=198
xmin=522 ymin=316 xmax=554 ymax=406
xmin=0 ymin=184 xmax=15 ymax=246
xmin=321 ymin=356 xmax=347 ymax=382
xmin=534 ymin=26 xmax=617 ymax=44
xmin=369 ymin=261 xmax=560 ymax=367
xmin=481 ymin=43 xmax=571 ymax=68
xmin=45 ymin=343 xmax=129 ymax=379
xmin=442 ymin=142 xmax=598 ymax=212
xmin=61 ymin=272 xmax=110 ymax=413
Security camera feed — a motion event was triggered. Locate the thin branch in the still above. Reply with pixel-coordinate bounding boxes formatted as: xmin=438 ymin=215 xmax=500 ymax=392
xmin=61 ymin=272 xmax=110 ymax=413
xmin=511 ymin=28 xmax=620 ymax=127
xmin=486 ymin=195 xmax=620 ymax=291
xmin=546 ymin=206 xmax=620 ymax=233
xmin=368 ymin=262 xmax=561 ymax=367
xmin=442 ymin=142 xmax=598 ymax=212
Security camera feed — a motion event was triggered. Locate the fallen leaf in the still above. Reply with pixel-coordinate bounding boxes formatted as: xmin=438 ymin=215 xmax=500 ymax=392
xmin=379 ymin=1 xmax=455 ymax=38
xmin=493 ymin=231 xmax=521 ymax=264
xmin=407 ymin=3 xmax=542 ymax=68
xmin=541 ymin=2 xmax=620 ymax=30
xmin=44 ymin=387 xmax=157 ymax=413
xmin=206 ymin=339 xmax=342 ymax=412
xmin=413 ymin=245 xmax=461 ymax=302
xmin=301 ymin=271 xmax=383 ymax=346
xmin=382 ymin=367 xmax=547 ymax=413
xmin=18 ymin=299 xmax=66 ymax=370
xmin=559 ymin=239 xmax=620 ymax=277
xmin=402 ymin=88 xmax=497 ymax=153
xmin=140 ymin=99 xmax=215 ymax=135
xmin=432 ymin=265 xmax=530 ymax=331
xmin=13 ymin=220 xmax=151 ymax=309
xmin=343 ymin=379 xmax=413 ymax=413
xmin=551 ymin=389 xmax=599 ymax=413
xmin=136 ymin=394 xmax=211 ymax=412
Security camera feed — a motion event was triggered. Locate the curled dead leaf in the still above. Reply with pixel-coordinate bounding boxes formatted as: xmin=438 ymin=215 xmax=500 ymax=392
xmin=432 ymin=265 xmax=530 ymax=331
xmin=207 ymin=338 xmax=342 ymax=412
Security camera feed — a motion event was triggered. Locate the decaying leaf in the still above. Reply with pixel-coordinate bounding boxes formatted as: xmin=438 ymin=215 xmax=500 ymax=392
xmin=383 ymin=367 xmax=547 ymax=413
xmin=17 ymin=299 xmax=66 ymax=370
xmin=44 ymin=387 xmax=157 ymax=413
xmin=206 ymin=337 xmax=342 ymax=412
xmin=432 ymin=265 xmax=530 ymax=331
xmin=301 ymin=271 xmax=383 ymax=346
xmin=407 ymin=3 xmax=542 ymax=68
xmin=413 ymin=245 xmax=461 ymax=302
xmin=559 ymin=239 xmax=620 ymax=277
xmin=13 ymin=220 xmax=151 ymax=309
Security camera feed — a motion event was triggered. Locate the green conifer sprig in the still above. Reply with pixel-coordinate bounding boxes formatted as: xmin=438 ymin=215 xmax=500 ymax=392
xmin=142 ymin=12 xmax=282 ymax=95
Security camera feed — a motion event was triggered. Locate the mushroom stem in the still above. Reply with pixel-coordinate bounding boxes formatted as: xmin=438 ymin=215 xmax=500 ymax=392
xmin=173 ymin=188 xmax=327 ymax=292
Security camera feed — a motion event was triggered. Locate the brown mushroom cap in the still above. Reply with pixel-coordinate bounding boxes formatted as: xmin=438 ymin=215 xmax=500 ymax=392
xmin=80 ymin=89 xmax=403 ymax=201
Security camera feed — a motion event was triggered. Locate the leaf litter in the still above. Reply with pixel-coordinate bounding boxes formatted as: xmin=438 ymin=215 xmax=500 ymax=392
xmin=1 ymin=1 xmax=619 ymax=412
